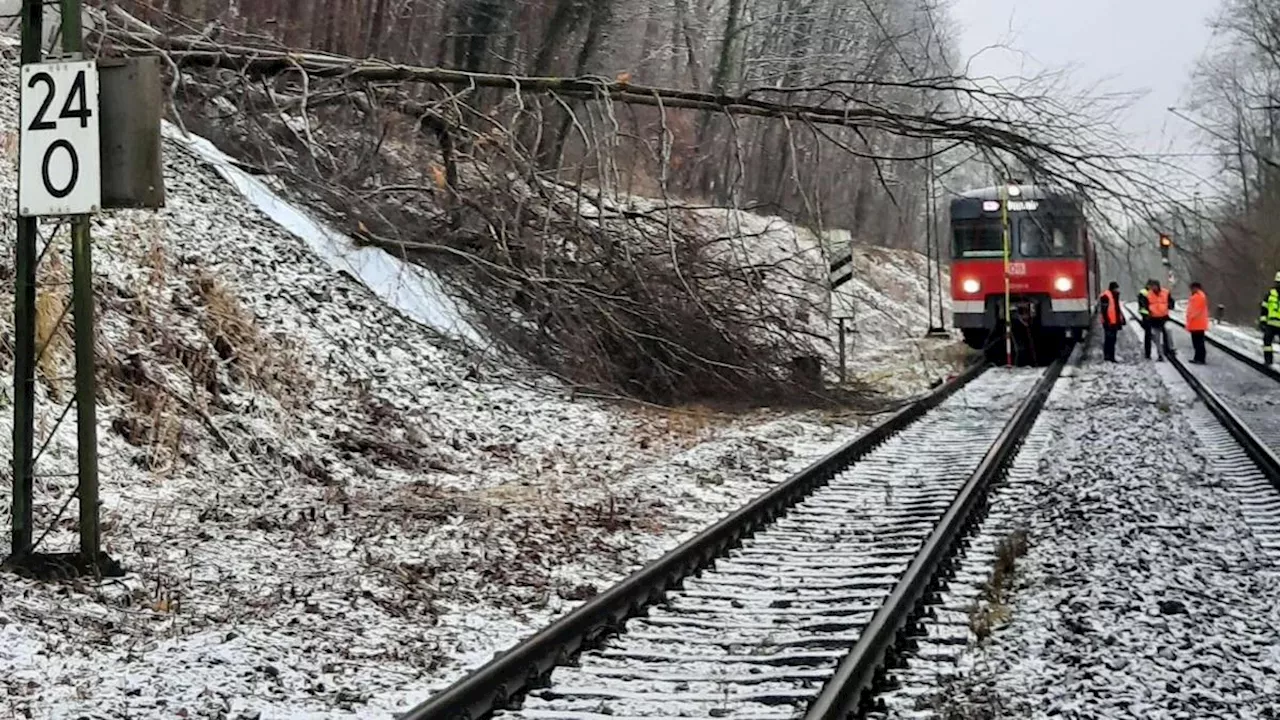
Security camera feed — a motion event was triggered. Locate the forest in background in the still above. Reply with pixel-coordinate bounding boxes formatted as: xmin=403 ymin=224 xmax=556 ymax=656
xmin=1171 ymin=0 xmax=1280 ymax=319
xmin=113 ymin=0 xmax=974 ymax=250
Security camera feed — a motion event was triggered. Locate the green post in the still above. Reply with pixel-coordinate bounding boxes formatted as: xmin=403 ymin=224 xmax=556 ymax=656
xmin=60 ymin=0 xmax=81 ymax=49
xmin=61 ymin=0 xmax=100 ymax=565
xmin=71 ymin=219 xmax=99 ymax=562
xmin=10 ymin=0 xmax=43 ymax=560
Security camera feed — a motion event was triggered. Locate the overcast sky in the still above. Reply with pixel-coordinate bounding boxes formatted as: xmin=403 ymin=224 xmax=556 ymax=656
xmin=949 ymin=0 xmax=1220 ymax=192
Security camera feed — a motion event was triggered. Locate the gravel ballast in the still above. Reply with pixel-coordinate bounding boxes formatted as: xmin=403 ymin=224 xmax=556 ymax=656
xmin=921 ymin=333 xmax=1280 ymax=719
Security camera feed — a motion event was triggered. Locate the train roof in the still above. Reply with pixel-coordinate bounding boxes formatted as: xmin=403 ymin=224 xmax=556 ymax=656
xmin=953 ymin=184 xmax=1079 ymax=203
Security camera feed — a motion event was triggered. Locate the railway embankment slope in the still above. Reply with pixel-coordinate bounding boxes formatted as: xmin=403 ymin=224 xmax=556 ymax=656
xmin=0 ymin=44 xmax=964 ymax=718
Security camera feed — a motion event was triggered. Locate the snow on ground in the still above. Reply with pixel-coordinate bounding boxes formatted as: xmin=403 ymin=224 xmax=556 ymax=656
xmin=687 ymin=209 xmax=968 ymax=394
xmin=922 ymin=329 xmax=1280 ymax=718
xmin=161 ymin=124 xmax=477 ymax=343
xmin=0 ymin=45 xmax=955 ymax=719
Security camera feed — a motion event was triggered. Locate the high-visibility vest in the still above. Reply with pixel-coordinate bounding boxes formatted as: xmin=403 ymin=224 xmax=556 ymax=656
xmin=1138 ymin=289 xmax=1150 ymax=316
xmin=1262 ymin=288 xmax=1280 ymax=328
xmin=1147 ymin=288 xmax=1170 ymax=319
xmin=1185 ymin=290 xmax=1209 ymax=331
xmin=1100 ymin=289 xmax=1121 ymax=326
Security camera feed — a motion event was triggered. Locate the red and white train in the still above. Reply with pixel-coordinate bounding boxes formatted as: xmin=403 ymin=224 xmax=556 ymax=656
xmin=949 ymin=184 xmax=1099 ymax=363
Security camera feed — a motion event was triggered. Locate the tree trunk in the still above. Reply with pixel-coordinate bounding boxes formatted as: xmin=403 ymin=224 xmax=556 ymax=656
xmin=693 ymin=0 xmax=743 ymax=195
xmin=363 ymin=0 xmax=390 ymax=57
xmin=528 ymin=0 xmax=586 ymax=77
xmin=522 ymin=0 xmax=587 ymax=156
xmin=541 ymin=0 xmax=615 ymax=169
xmin=672 ymin=0 xmax=703 ymax=89
xmin=638 ymin=0 xmax=663 ymax=81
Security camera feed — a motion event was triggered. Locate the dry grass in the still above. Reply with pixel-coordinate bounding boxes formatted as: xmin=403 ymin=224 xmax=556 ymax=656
xmin=0 ymin=129 xmax=16 ymax=162
xmin=660 ymin=404 xmax=722 ymax=438
xmin=92 ymin=244 xmax=312 ymax=473
xmin=195 ymin=271 xmax=259 ymax=362
xmin=191 ymin=270 xmax=311 ymax=408
xmin=968 ymin=529 xmax=1029 ymax=645
xmin=101 ymin=349 xmax=189 ymax=474
xmin=34 ymin=251 xmax=71 ymax=399
xmin=143 ymin=217 xmax=168 ymax=289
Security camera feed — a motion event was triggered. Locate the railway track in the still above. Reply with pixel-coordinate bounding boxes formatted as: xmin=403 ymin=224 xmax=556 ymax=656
xmin=1127 ymin=309 xmax=1280 ymax=556
xmin=403 ymin=352 xmax=1069 ymax=720
xmin=1164 ymin=314 xmax=1280 ymax=379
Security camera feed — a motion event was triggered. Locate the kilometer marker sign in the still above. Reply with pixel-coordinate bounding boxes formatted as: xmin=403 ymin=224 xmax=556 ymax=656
xmin=19 ymin=60 xmax=102 ymax=217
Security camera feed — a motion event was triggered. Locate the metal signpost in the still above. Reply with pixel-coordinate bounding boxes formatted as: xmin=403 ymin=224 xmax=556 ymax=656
xmin=923 ymin=138 xmax=947 ymax=338
xmin=7 ymin=0 xmax=163 ymax=577
xmin=828 ymin=233 xmax=857 ymax=384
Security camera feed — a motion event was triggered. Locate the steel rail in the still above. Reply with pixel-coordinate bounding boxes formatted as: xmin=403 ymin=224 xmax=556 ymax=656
xmin=1153 ymin=316 xmax=1280 ymax=492
xmin=804 ymin=348 xmax=1070 ymax=719
xmin=1164 ymin=315 xmax=1280 ymax=381
xmin=400 ymin=360 xmax=989 ymax=720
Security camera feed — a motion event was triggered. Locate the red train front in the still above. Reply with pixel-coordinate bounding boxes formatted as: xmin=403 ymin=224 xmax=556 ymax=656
xmin=949 ymin=184 xmax=1098 ymax=363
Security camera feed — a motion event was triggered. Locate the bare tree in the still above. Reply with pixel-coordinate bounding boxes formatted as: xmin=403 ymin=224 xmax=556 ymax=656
xmin=1179 ymin=0 xmax=1280 ymax=319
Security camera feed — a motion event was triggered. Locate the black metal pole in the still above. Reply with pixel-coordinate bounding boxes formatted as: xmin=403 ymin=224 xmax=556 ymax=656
xmin=11 ymin=0 xmax=43 ymax=561
xmin=932 ymin=153 xmax=945 ymax=330
xmin=838 ymin=317 xmax=846 ymax=384
xmin=924 ymin=139 xmax=934 ymax=334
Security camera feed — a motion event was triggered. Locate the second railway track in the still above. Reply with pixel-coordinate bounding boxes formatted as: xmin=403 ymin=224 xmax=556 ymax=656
xmin=1140 ymin=311 xmax=1280 ymax=557
xmin=1165 ymin=313 xmax=1280 ymax=379
xmin=405 ymin=350 xmax=1070 ymax=720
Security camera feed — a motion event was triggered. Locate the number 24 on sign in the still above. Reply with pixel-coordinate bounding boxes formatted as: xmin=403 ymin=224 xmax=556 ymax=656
xmin=19 ymin=61 xmax=101 ymax=217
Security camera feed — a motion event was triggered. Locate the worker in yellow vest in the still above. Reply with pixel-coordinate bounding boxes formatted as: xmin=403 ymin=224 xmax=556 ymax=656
xmin=1137 ymin=279 xmax=1153 ymax=323
xmin=1260 ymin=272 xmax=1280 ymax=364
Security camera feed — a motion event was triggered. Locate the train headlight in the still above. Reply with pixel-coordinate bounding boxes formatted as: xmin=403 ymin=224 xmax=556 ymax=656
xmin=962 ymin=279 xmax=981 ymax=294
xmin=1054 ymin=276 xmax=1073 ymax=292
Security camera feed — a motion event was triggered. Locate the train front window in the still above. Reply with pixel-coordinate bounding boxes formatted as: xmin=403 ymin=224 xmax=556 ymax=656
xmin=1019 ymin=216 xmax=1080 ymax=257
xmin=952 ymin=220 xmax=1004 ymax=258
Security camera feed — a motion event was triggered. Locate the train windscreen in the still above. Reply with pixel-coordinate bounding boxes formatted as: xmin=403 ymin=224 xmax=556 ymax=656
xmin=952 ymin=219 xmax=1004 ymax=258
xmin=1019 ymin=213 xmax=1081 ymax=257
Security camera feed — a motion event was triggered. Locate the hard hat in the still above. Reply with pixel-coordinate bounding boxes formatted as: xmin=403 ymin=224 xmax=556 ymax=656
xmin=1274 ymin=271 xmax=1280 ymax=282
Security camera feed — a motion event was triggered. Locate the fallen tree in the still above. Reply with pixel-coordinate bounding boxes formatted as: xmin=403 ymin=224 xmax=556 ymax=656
xmin=98 ymin=12 xmax=1082 ymax=168
xmin=84 ymin=6 xmax=1154 ymax=404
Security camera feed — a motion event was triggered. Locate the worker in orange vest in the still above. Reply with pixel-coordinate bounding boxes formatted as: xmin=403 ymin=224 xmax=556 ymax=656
xmin=1144 ymin=279 xmax=1174 ymax=361
xmin=1098 ymin=281 xmax=1125 ymax=362
xmin=1185 ymin=282 xmax=1209 ymax=364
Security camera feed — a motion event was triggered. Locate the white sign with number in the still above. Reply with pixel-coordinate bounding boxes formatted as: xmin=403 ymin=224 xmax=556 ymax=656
xmin=19 ymin=60 xmax=101 ymax=217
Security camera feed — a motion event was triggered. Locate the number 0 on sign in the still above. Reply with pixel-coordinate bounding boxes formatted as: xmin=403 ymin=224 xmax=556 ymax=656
xmin=19 ymin=61 xmax=101 ymax=217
